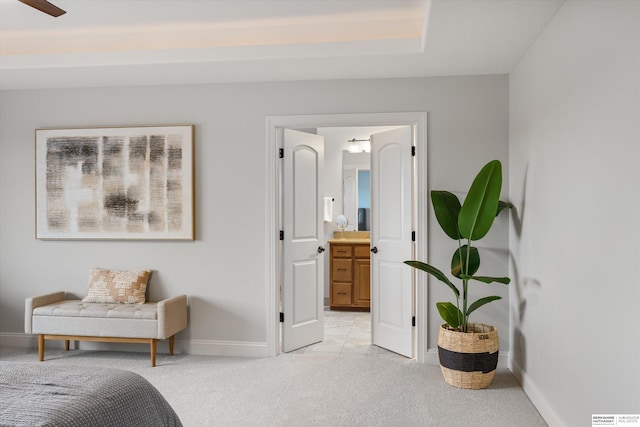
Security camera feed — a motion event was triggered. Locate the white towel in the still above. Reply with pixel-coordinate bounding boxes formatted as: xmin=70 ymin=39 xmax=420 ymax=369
xmin=323 ymin=197 xmax=333 ymax=222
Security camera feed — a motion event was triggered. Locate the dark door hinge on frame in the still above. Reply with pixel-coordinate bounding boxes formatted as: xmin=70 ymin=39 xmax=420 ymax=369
xmin=279 ymin=148 xmax=284 ymax=158
xmin=280 ymin=312 xmax=284 ymax=322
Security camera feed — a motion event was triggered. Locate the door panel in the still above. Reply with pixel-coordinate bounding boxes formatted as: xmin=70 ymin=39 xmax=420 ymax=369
xmin=370 ymin=127 xmax=414 ymax=357
xmin=353 ymin=258 xmax=371 ymax=306
xmin=282 ymin=129 xmax=324 ymax=352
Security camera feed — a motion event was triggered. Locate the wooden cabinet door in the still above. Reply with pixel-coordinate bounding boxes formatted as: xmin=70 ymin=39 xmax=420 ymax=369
xmin=354 ymin=257 xmax=371 ymax=307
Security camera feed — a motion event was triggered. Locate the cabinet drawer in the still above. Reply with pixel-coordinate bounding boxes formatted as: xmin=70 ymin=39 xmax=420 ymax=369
xmin=331 ymin=245 xmax=352 ymax=258
xmin=332 ymin=259 xmax=352 ymax=281
xmin=354 ymin=245 xmax=371 ymax=258
xmin=331 ymin=283 xmax=352 ymax=305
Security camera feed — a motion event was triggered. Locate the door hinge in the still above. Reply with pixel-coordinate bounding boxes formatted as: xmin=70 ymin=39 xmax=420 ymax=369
xmin=279 ymin=230 xmax=284 ymax=241
xmin=279 ymin=148 xmax=284 ymax=158
xmin=411 ymin=231 xmax=416 ymax=242
xmin=411 ymin=146 xmax=416 ymax=157
xmin=280 ymin=312 xmax=284 ymax=322
xmin=412 ymin=316 xmax=416 ymax=327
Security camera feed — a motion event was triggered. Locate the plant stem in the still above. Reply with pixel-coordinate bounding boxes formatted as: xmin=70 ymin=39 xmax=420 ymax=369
xmin=462 ymin=279 xmax=468 ymax=332
xmin=455 ymin=240 xmax=464 ymax=330
xmin=463 ymin=238 xmax=472 ymax=332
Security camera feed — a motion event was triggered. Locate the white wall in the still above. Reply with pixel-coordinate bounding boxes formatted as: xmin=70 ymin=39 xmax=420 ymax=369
xmin=509 ymin=1 xmax=640 ymax=425
xmin=0 ymin=75 xmax=509 ymax=357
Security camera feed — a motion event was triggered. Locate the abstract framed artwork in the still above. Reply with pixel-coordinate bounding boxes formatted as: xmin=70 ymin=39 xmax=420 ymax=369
xmin=35 ymin=125 xmax=195 ymax=240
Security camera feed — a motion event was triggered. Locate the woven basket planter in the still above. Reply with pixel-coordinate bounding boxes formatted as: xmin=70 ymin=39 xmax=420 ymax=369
xmin=437 ymin=323 xmax=499 ymax=389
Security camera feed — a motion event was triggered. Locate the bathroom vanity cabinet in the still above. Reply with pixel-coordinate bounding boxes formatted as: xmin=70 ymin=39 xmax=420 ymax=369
xmin=329 ymin=241 xmax=370 ymax=311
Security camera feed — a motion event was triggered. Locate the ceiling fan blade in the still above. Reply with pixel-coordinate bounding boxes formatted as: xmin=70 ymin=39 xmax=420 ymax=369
xmin=18 ymin=0 xmax=66 ymax=17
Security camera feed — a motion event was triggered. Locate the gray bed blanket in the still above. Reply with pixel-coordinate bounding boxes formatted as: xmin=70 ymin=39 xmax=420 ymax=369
xmin=0 ymin=362 xmax=182 ymax=427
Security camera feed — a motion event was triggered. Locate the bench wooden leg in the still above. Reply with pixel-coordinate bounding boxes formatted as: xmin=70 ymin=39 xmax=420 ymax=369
xmin=65 ymin=340 xmax=70 ymax=351
xmin=150 ymin=339 xmax=157 ymax=367
xmin=169 ymin=335 xmax=175 ymax=356
xmin=38 ymin=334 xmax=45 ymax=362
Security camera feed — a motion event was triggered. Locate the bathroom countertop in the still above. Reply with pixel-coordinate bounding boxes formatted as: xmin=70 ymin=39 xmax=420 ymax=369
xmin=328 ymin=238 xmax=371 ymax=244
xmin=329 ymin=231 xmax=370 ymax=244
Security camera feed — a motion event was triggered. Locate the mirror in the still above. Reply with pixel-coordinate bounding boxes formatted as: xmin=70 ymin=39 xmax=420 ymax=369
xmin=342 ymin=151 xmax=370 ymax=231
xmin=356 ymin=170 xmax=370 ymax=231
xmin=336 ymin=214 xmax=349 ymax=230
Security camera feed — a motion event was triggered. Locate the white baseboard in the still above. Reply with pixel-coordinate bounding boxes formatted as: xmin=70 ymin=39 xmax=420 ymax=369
xmin=0 ymin=332 xmax=41 ymax=349
xmin=425 ymin=348 xmax=510 ymax=369
xmin=0 ymin=333 xmax=269 ymax=358
xmin=181 ymin=339 xmax=268 ymax=358
xmin=510 ymin=356 xmax=564 ymax=427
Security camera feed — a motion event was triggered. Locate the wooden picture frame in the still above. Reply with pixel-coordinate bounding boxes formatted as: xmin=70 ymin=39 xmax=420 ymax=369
xmin=35 ymin=125 xmax=195 ymax=240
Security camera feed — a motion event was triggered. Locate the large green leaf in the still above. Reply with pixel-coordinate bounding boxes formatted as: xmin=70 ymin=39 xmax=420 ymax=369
xmin=458 ymin=160 xmax=502 ymax=241
xmin=436 ymin=302 xmax=462 ymax=329
xmin=460 ymin=274 xmax=511 ymax=285
xmin=466 ymin=296 xmax=502 ymax=316
xmin=431 ymin=191 xmax=461 ymax=240
xmin=404 ymin=260 xmax=460 ymax=298
xmin=451 ymin=245 xmax=479 ymax=278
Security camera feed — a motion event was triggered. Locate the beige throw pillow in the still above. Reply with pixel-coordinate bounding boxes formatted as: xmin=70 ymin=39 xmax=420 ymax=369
xmin=82 ymin=268 xmax=151 ymax=304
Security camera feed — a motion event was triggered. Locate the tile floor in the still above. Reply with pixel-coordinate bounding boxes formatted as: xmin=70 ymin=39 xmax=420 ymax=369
xmin=288 ymin=308 xmax=409 ymax=359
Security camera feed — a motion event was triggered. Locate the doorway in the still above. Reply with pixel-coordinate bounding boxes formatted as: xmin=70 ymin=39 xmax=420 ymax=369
xmin=288 ymin=125 xmax=401 ymax=356
xmin=265 ymin=112 xmax=429 ymax=363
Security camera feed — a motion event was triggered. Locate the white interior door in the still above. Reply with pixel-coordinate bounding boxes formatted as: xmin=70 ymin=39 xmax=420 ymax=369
xmin=370 ymin=127 xmax=414 ymax=357
xmin=282 ymin=129 xmax=325 ymax=352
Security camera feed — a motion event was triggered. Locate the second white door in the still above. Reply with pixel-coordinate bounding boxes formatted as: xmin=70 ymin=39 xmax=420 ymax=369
xmin=370 ymin=127 xmax=414 ymax=358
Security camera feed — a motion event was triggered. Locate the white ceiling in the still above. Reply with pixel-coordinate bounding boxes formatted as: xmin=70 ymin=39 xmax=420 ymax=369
xmin=0 ymin=0 xmax=565 ymax=90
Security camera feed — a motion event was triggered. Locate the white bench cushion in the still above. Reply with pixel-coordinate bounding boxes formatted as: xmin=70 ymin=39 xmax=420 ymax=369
xmin=33 ymin=300 xmax=158 ymax=320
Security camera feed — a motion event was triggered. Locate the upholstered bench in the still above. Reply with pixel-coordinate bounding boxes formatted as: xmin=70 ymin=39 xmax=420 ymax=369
xmin=24 ymin=268 xmax=187 ymax=367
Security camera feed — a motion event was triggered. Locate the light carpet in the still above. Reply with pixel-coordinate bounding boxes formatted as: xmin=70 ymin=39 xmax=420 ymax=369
xmin=0 ymin=347 xmax=547 ymax=427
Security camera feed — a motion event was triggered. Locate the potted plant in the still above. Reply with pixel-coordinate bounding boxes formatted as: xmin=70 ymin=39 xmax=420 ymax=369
xmin=405 ymin=159 xmax=511 ymax=389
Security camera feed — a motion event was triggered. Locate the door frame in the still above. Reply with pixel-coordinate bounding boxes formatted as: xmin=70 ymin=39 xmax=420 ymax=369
xmin=265 ymin=112 xmax=429 ymax=363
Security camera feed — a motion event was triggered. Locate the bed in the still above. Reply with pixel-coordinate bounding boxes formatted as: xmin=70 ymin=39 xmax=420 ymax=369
xmin=0 ymin=362 xmax=182 ymax=427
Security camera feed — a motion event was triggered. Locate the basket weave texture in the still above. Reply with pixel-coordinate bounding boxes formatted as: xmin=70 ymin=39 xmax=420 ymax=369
xmin=437 ymin=323 xmax=499 ymax=389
